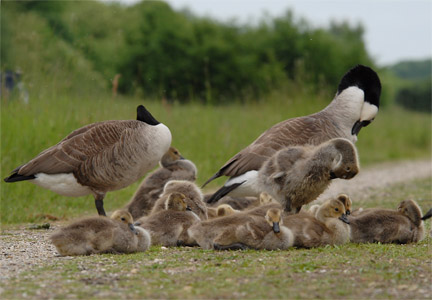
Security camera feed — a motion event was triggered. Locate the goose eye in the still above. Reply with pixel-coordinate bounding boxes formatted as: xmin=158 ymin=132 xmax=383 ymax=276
xmin=346 ymin=167 xmax=351 ymax=172
xmin=335 ymin=208 xmax=339 ymax=212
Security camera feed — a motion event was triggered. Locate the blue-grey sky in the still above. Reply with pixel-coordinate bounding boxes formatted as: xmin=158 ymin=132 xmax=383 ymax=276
xmin=102 ymin=0 xmax=432 ymax=66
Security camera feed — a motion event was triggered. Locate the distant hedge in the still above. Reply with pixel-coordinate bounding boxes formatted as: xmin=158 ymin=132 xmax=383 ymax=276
xmin=395 ymin=80 xmax=432 ymax=113
xmin=4 ymin=0 xmax=374 ymax=103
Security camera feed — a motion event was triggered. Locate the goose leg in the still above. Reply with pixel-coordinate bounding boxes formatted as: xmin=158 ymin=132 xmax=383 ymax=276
xmin=284 ymin=195 xmax=293 ymax=213
xmin=94 ymin=193 xmax=106 ymax=216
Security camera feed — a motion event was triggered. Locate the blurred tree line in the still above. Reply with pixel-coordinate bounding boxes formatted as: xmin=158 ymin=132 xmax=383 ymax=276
xmin=390 ymin=59 xmax=431 ymax=113
xmin=0 ymin=0 xmax=391 ymax=104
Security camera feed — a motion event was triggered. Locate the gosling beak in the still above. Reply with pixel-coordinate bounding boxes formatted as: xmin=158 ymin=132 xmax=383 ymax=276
xmin=330 ymin=171 xmax=337 ymax=179
xmin=272 ymin=222 xmax=280 ymax=233
xmin=179 ymin=155 xmax=185 ymax=160
xmin=346 ymin=210 xmax=351 ymax=215
xmin=351 ymin=120 xmax=371 ymax=136
xmin=339 ymin=214 xmax=350 ymax=224
xmin=186 ymin=206 xmax=192 ymax=211
xmin=129 ymin=223 xmax=138 ymax=234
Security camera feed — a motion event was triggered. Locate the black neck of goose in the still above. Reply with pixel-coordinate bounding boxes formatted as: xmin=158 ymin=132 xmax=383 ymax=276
xmin=137 ymin=105 xmax=160 ymax=125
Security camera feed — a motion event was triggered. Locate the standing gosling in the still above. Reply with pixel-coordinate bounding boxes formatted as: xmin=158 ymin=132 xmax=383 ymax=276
xmin=135 ymin=192 xmax=200 ymax=246
xmin=4 ymin=105 xmax=171 ymax=216
xmin=348 ymin=199 xmax=429 ymax=244
xmin=209 ymin=138 xmax=359 ymax=213
xmin=151 ymin=180 xmax=207 ymax=220
xmin=50 ymin=210 xmax=150 ymax=256
xmin=214 ymin=208 xmax=294 ymax=250
xmin=125 ymin=147 xmax=197 ymax=219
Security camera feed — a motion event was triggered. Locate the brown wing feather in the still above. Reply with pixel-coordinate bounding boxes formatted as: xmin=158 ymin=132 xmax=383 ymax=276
xmin=18 ymin=120 xmax=141 ymax=176
xmin=219 ymin=112 xmax=339 ymax=178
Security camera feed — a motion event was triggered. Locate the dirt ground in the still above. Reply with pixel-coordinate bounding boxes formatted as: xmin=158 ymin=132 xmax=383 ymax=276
xmin=1 ymin=159 xmax=431 ymax=284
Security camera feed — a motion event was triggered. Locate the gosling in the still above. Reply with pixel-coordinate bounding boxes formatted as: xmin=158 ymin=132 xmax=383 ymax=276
xmin=151 ymin=180 xmax=207 ymax=220
xmin=308 ymin=194 xmax=352 ymax=216
xmin=135 ymin=192 xmax=200 ymax=247
xmin=348 ymin=199 xmax=429 ymax=244
xmin=283 ymin=198 xmax=350 ymax=248
xmin=214 ymin=208 xmax=294 ymax=250
xmin=50 ymin=210 xmax=151 ymax=256
xmin=125 ymin=147 xmax=197 ymax=219
xmin=208 ymin=138 xmax=359 ymax=214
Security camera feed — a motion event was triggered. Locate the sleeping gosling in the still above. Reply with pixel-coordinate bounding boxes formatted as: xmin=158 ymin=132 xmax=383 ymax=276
xmin=188 ymin=210 xmax=258 ymax=250
xmin=151 ymin=180 xmax=207 ymax=220
xmin=214 ymin=208 xmax=294 ymax=250
xmin=50 ymin=210 xmax=150 ymax=256
xmin=135 ymin=192 xmax=200 ymax=247
xmin=125 ymin=147 xmax=197 ymax=219
xmin=348 ymin=199 xmax=429 ymax=244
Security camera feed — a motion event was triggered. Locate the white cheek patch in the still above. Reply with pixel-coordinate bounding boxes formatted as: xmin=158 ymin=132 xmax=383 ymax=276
xmin=360 ymin=102 xmax=378 ymax=121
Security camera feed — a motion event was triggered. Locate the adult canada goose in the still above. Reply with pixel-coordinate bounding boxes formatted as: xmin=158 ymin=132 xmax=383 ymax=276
xmin=135 ymin=192 xmax=200 ymax=247
xmin=348 ymin=199 xmax=430 ymax=244
xmin=213 ymin=208 xmax=294 ymax=251
xmin=209 ymin=138 xmax=359 ymax=213
xmin=50 ymin=210 xmax=151 ymax=256
xmin=125 ymin=147 xmax=197 ymax=219
xmin=204 ymin=65 xmax=380 ymax=203
xmin=151 ymin=180 xmax=208 ymax=220
xmin=283 ymin=198 xmax=350 ymax=248
xmin=4 ymin=105 xmax=171 ymax=216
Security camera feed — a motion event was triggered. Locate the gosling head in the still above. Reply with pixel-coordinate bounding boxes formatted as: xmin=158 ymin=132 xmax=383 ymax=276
xmin=328 ymin=138 xmax=359 ymax=180
xmin=160 ymin=147 xmax=184 ymax=167
xmin=336 ymin=194 xmax=352 ymax=215
xmin=317 ymin=199 xmax=349 ymax=224
xmin=165 ymin=192 xmax=191 ymax=211
xmin=259 ymin=192 xmax=275 ymax=205
xmin=111 ymin=210 xmax=137 ymax=234
xmin=265 ymin=208 xmax=283 ymax=233
xmin=397 ymin=199 xmax=423 ymax=227
xmin=216 ymin=204 xmax=236 ymax=217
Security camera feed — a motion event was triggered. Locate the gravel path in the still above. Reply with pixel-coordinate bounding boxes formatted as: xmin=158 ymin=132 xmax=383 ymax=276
xmin=316 ymin=158 xmax=431 ymax=202
xmin=1 ymin=159 xmax=431 ymax=282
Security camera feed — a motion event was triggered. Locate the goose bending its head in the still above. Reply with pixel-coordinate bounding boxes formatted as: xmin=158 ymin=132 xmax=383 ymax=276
xmin=4 ymin=105 xmax=172 ymax=216
xmin=204 ymin=65 xmax=380 ymax=204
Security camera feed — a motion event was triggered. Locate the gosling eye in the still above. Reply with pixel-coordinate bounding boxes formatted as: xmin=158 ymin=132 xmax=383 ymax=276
xmin=346 ymin=167 xmax=351 ymax=172
xmin=121 ymin=217 xmax=126 ymax=221
xmin=335 ymin=208 xmax=339 ymax=212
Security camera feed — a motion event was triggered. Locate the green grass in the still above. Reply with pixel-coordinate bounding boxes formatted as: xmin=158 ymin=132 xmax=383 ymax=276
xmin=1 ymin=95 xmax=431 ymax=224
xmin=2 ymin=242 xmax=430 ymax=299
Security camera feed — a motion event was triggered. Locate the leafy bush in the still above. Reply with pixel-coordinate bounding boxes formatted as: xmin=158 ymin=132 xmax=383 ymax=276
xmin=395 ymin=79 xmax=432 ymax=113
xmin=2 ymin=0 xmax=375 ymax=103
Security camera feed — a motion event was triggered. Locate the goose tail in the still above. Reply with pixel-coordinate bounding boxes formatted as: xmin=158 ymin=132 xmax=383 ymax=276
xmin=4 ymin=172 xmax=36 ymax=183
